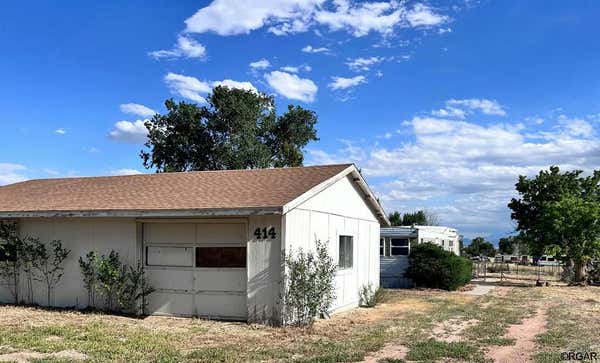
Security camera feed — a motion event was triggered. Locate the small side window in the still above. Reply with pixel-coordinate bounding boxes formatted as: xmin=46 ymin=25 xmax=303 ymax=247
xmin=338 ymin=236 xmax=353 ymax=269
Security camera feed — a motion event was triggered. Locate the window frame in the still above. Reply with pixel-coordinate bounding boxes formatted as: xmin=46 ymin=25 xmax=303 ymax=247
xmin=338 ymin=235 xmax=354 ymax=269
xmin=390 ymin=238 xmax=410 ymax=256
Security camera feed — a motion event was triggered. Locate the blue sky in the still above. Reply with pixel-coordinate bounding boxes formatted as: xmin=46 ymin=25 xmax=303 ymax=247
xmin=1 ymin=0 xmax=600 ymax=242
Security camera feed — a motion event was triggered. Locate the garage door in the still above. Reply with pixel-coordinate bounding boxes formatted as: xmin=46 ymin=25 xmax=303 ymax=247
xmin=142 ymin=220 xmax=248 ymax=320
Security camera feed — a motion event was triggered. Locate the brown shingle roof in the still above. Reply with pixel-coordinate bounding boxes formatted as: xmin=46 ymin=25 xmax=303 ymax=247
xmin=0 ymin=164 xmax=352 ymax=213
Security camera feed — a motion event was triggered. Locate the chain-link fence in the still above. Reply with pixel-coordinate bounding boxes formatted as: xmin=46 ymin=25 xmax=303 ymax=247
xmin=472 ymin=261 xmax=562 ymax=283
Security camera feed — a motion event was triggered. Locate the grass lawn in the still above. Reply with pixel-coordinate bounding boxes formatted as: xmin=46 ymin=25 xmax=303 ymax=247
xmin=0 ymin=284 xmax=598 ymax=362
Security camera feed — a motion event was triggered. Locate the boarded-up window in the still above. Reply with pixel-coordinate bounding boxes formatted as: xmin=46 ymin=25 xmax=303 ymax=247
xmin=195 ymin=247 xmax=246 ymax=268
xmin=146 ymin=246 xmax=194 ymax=267
xmin=338 ymin=235 xmax=353 ymax=269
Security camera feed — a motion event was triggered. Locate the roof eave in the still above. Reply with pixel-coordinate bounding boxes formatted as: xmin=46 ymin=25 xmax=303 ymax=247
xmin=0 ymin=207 xmax=283 ymax=219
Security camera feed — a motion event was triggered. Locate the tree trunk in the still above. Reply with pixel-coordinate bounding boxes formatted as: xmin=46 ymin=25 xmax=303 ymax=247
xmin=574 ymin=259 xmax=587 ymax=283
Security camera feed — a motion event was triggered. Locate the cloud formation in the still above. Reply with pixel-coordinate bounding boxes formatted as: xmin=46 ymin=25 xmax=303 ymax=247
xmin=149 ymin=35 xmax=207 ymax=60
xmin=163 ymin=73 xmax=257 ymax=103
xmin=307 ymin=110 xmax=600 ymax=238
xmin=108 ymin=120 xmax=148 ymax=144
xmin=264 ymin=71 xmax=318 ymax=102
xmin=184 ymin=0 xmax=449 ymax=37
xmin=0 ymin=163 xmax=27 ymax=185
xmin=249 ymin=59 xmax=271 ymax=69
xmin=328 ymin=75 xmax=366 ymax=90
xmin=120 ymin=103 xmax=156 ymax=118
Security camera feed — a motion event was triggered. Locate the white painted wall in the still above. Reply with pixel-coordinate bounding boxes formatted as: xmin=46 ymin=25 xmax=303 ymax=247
xmin=415 ymin=226 xmax=461 ymax=255
xmin=0 ymin=218 xmax=137 ymax=308
xmin=283 ymin=175 xmax=380 ymax=313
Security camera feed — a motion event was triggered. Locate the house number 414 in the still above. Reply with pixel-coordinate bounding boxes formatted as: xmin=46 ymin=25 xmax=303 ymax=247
xmin=254 ymin=227 xmax=276 ymax=240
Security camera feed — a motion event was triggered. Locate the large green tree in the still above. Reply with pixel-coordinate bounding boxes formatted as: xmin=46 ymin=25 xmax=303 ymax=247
xmin=141 ymin=86 xmax=318 ymax=172
xmin=498 ymin=235 xmax=529 ymax=255
xmin=387 ymin=211 xmax=402 ymax=226
xmin=508 ymin=166 xmax=600 ymax=282
xmin=462 ymin=237 xmax=496 ymax=257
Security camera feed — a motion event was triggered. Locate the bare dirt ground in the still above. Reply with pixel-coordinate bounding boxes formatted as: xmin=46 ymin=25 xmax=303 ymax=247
xmin=431 ymin=318 xmax=480 ymax=343
xmin=486 ymin=309 xmax=548 ymax=363
xmin=0 ymin=349 xmax=88 ymax=362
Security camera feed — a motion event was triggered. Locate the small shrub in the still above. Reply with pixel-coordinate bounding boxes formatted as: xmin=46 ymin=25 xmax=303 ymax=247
xmin=79 ymin=251 xmax=100 ymax=308
xmin=281 ymin=239 xmax=337 ymax=326
xmin=82 ymin=250 xmax=154 ymax=315
xmin=359 ymin=283 xmax=384 ymax=308
xmin=588 ymin=261 xmax=600 ymax=286
xmin=121 ymin=262 xmax=155 ymax=316
xmin=32 ymin=239 xmax=71 ymax=306
xmin=97 ymin=251 xmax=128 ymax=312
xmin=405 ymin=243 xmax=472 ymax=291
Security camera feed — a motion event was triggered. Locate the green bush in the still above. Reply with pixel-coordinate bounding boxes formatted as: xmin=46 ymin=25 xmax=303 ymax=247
xmin=281 ymin=240 xmax=337 ymax=326
xmin=405 ymin=243 xmax=472 ymax=291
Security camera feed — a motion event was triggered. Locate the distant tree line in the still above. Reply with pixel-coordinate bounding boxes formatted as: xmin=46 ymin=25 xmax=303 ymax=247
xmin=386 ymin=210 xmax=440 ymax=227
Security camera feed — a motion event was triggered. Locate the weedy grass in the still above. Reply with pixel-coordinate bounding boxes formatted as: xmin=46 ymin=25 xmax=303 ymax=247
xmin=0 ymin=285 xmax=597 ymax=362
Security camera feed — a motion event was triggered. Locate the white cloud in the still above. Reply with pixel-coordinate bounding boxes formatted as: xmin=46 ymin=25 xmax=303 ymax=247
xmin=110 ymin=169 xmax=144 ymax=176
xmin=184 ymin=0 xmax=450 ymax=37
xmin=249 ymin=59 xmax=271 ymax=70
xmin=211 ymin=79 xmax=258 ymax=93
xmin=406 ymin=4 xmax=448 ymax=27
xmin=315 ymin=1 xmax=403 ymax=36
xmin=108 ymin=120 xmax=148 ymax=144
xmin=328 ymin=75 xmax=366 ymax=90
xmin=438 ymin=27 xmax=452 ymax=34
xmin=0 ymin=163 xmax=27 ymax=185
xmin=149 ymin=35 xmax=207 ymax=60
xmin=281 ymin=65 xmax=312 ymax=73
xmin=302 ymin=45 xmax=330 ymax=53
xmin=346 ymin=56 xmax=384 ymax=71
xmin=54 ymin=128 xmax=66 ymax=135
xmin=264 ymin=71 xmax=318 ymax=102
xmin=431 ymin=107 xmax=466 ymax=119
xmin=164 ymin=72 xmax=211 ymax=103
xmin=164 ymin=73 xmax=257 ymax=103
xmin=185 ymin=0 xmax=324 ymax=36
xmin=281 ymin=66 xmax=299 ymax=73
xmin=447 ymin=98 xmax=507 ymax=116
xmin=120 ymin=103 xmax=156 ymax=118
xmin=307 ymin=113 xmax=600 ymax=238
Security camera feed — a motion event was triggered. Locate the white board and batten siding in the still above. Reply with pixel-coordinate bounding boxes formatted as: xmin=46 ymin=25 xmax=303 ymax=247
xmin=283 ymin=174 xmax=380 ymax=313
xmin=0 ymin=218 xmax=138 ymax=308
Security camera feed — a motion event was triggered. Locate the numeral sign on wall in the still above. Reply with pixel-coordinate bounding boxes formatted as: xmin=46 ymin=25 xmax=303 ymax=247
xmin=254 ymin=227 xmax=276 ymax=240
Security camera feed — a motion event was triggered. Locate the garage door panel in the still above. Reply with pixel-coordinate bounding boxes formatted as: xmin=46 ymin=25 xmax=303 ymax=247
xmin=196 ymin=223 xmax=246 ymax=244
xmin=147 ymin=292 xmax=194 ymax=316
xmin=144 ymin=223 xmax=195 ymax=244
xmin=194 ymin=269 xmax=246 ymax=292
xmin=195 ymin=293 xmax=247 ymax=319
xmin=147 ymin=269 xmax=194 ymax=292
xmin=144 ymin=221 xmax=248 ymax=319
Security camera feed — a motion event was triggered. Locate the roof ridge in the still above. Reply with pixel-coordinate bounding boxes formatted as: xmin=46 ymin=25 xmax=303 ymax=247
xmin=6 ymin=163 xmax=354 ymax=185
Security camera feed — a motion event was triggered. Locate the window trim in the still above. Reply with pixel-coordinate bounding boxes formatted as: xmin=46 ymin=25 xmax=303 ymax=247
xmin=338 ymin=235 xmax=354 ymax=269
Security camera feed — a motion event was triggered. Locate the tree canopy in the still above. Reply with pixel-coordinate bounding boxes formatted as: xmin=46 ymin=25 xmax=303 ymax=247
xmin=461 ymin=237 xmax=496 ymax=257
xmin=385 ymin=210 xmax=440 ymax=226
xmin=498 ymin=235 xmax=529 ymax=256
xmin=508 ymin=166 xmax=600 ymax=282
xmin=141 ymin=86 xmax=318 ymax=172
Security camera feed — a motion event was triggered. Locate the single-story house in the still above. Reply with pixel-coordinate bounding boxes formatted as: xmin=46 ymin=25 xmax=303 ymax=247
xmin=380 ymin=225 xmax=460 ymax=288
xmin=0 ymin=164 xmax=388 ymax=324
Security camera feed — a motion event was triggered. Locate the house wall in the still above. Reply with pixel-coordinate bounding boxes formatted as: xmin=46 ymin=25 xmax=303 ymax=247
xmin=416 ymin=226 xmax=461 ymax=255
xmin=283 ymin=175 xmax=380 ymax=313
xmin=0 ymin=218 xmax=138 ymax=308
